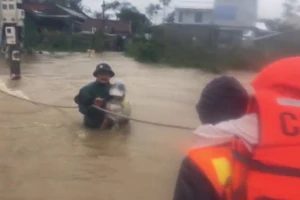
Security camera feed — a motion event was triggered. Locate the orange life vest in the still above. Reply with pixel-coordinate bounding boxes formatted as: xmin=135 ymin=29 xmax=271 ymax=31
xmin=189 ymin=57 xmax=300 ymax=200
xmin=230 ymin=57 xmax=300 ymax=200
xmin=188 ymin=143 xmax=232 ymax=197
xmin=188 ymin=139 xmax=250 ymax=199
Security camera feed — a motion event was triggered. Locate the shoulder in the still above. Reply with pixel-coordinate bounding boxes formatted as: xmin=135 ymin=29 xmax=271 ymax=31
xmin=80 ymin=82 xmax=96 ymax=92
xmin=194 ymin=114 xmax=258 ymax=137
xmin=173 ymin=156 xmax=219 ymax=200
xmin=193 ymin=114 xmax=259 ymax=149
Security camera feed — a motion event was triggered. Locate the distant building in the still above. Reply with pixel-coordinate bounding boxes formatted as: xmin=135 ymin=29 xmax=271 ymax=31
xmin=174 ymin=5 xmax=214 ymax=24
xmin=24 ymin=3 xmax=88 ymax=33
xmin=174 ymin=0 xmax=258 ymax=28
xmin=81 ymin=19 xmax=132 ymax=36
xmin=171 ymin=0 xmax=274 ymax=48
xmin=1 ymin=0 xmax=25 ymax=26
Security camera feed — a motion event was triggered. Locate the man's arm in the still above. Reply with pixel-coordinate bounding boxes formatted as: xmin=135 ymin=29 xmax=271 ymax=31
xmin=74 ymin=87 xmax=96 ymax=115
xmin=173 ymin=156 xmax=219 ymax=200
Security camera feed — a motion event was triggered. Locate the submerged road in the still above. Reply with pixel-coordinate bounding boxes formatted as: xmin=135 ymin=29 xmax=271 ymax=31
xmin=0 ymin=52 xmax=255 ymax=200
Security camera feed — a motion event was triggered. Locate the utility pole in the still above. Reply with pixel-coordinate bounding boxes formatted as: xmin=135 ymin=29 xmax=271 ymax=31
xmin=102 ymin=0 xmax=105 ymax=20
xmin=102 ymin=0 xmax=106 ymax=33
xmin=1 ymin=0 xmax=24 ymax=80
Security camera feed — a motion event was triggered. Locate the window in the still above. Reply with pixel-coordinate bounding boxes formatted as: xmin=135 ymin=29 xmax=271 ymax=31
xmin=2 ymin=4 xmax=7 ymax=10
xmin=6 ymin=28 xmax=12 ymax=34
xmin=17 ymin=3 xmax=23 ymax=9
xmin=9 ymin=4 xmax=14 ymax=9
xmin=178 ymin=11 xmax=183 ymax=22
xmin=195 ymin=11 xmax=202 ymax=23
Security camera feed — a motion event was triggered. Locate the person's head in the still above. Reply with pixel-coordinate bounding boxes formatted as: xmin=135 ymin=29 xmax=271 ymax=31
xmin=93 ymin=63 xmax=115 ymax=83
xmin=196 ymin=76 xmax=249 ymax=125
xmin=109 ymin=80 xmax=126 ymax=101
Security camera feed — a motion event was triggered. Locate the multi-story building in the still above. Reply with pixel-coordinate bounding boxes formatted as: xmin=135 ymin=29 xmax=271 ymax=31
xmin=174 ymin=0 xmax=258 ymax=28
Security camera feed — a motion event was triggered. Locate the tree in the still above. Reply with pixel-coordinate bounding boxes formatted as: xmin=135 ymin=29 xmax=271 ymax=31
xmin=103 ymin=0 xmax=121 ymax=11
xmin=278 ymin=0 xmax=300 ymax=31
xmin=94 ymin=11 xmax=110 ymax=19
xmin=260 ymin=18 xmax=282 ymax=31
xmin=92 ymin=0 xmax=120 ymax=19
xmin=116 ymin=6 xmax=151 ymax=34
xmin=146 ymin=3 xmax=161 ymax=22
xmin=259 ymin=17 xmax=297 ymax=32
xmin=68 ymin=0 xmax=83 ymax=12
xmin=165 ymin=11 xmax=175 ymax=23
xmin=282 ymin=0 xmax=299 ymax=19
xmin=159 ymin=0 xmax=172 ymax=22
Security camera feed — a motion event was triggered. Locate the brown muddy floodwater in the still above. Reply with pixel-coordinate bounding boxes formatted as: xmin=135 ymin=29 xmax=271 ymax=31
xmin=0 ymin=52 xmax=255 ymax=200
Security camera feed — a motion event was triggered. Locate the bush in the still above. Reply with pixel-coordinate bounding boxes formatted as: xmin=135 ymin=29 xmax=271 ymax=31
xmin=125 ymin=37 xmax=222 ymax=72
xmin=91 ymin=31 xmax=105 ymax=52
xmin=124 ymin=35 xmax=271 ymax=73
xmin=133 ymin=39 xmax=161 ymax=63
xmin=25 ymin=30 xmax=106 ymax=52
xmin=23 ymin=17 xmax=41 ymax=48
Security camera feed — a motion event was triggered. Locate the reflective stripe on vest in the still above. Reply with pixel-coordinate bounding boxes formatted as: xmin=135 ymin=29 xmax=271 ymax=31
xmin=254 ymin=90 xmax=300 ymax=147
xmin=188 ymin=144 xmax=232 ymax=197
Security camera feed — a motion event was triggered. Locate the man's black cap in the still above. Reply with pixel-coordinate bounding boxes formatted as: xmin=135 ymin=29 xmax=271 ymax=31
xmin=93 ymin=63 xmax=115 ymax=77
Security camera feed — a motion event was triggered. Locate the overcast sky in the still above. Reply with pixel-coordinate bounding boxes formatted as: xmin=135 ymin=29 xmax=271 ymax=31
xmin=82 ymin=0 xmax=284 ymax=19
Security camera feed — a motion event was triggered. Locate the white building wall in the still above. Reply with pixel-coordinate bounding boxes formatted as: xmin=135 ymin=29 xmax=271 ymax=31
xmin=0 ymin=0 xmax=24 ymax=26
xmin=173 ymin=0 xmax=258 ymax=28
xmin=213 ymin=0 xmax=258 ymax=27
xmin=174 ymin=9 xmax=213 ymax=24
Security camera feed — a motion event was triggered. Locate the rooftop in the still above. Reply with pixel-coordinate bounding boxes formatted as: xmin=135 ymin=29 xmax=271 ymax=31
xmin=56 ymin=4 xmax=87 ymax=19
xmin=24 ymin=3 xmax=88 ymax=20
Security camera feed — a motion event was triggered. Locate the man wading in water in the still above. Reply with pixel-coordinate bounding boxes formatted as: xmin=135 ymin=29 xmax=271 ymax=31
xmin=74 ymin=63 xmax=114 ymax=129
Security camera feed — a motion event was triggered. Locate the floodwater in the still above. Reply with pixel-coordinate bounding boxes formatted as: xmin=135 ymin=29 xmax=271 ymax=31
xmin=0 ymin=52 xmax=255 ymax=200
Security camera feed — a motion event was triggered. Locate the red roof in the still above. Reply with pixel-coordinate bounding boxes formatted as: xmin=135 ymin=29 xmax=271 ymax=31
xmin=23 ymin=3 xmax=48 ymax=11
xmin=82 ymin=19 xmax=131 ymax=34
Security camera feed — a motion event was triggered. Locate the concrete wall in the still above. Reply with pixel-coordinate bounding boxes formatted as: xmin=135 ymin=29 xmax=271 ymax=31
xmin=213 ymin=0 xmax=258 ymax=27
xmin=174 ymin=9 xmax=213 ymax=24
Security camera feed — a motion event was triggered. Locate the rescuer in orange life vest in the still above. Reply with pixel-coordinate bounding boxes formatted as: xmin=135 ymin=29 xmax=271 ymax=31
xmin=173 ymin=57 xmax=300 ymax=200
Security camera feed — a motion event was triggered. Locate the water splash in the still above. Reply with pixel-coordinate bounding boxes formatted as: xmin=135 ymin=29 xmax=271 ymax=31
xmin=0 ymin=80 xmax=30 ymax=100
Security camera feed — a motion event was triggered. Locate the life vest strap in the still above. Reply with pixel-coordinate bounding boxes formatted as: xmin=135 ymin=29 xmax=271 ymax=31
xmin=232 ymin=150 xmax=300 ymax=178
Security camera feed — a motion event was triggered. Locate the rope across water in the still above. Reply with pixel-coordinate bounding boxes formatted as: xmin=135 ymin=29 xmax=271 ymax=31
xmin=0 ymin=89 xmax=195 ymax=131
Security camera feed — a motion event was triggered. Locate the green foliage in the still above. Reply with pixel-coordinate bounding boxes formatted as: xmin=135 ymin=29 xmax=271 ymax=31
xmin=116 ymin=8 xmax=151 ymax=34
xmin=126 ymin=38 xmax=162 ymax=62
xmin=125 ymin=37 xmax=223 ymax=72
xmin=23 ymin=16 xmax=41 ymax=48
xmin=159 ymin=0 xmax=172 ymax=7
xmin=91 ymin=31 xmax=105 ymax=52
xmin=260 ymin=18 xmax=297 ymax=32
xmin=146 ymin=3 xmax=161 ymax=20
xmin=165 ymin=11 xmax=175 ymax=23
xmin=125 ymin=35 xmax=268 ymax=73
xmin=282 ymin=0 xmax=299 ymax=19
